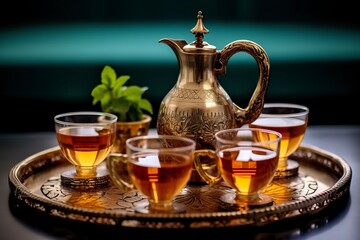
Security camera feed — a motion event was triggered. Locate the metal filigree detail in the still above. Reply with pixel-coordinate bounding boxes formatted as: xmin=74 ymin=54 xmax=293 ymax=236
xmin=216 ymin=40 xmax=270 ymax=125
xmin=40 ymin=177 xmax=147 ymax=212
xmin=36 ymin=174 xmax=318 ymax=217
xmin=157 ymin=105 xmax=234 ymax=149
xmin=170 ymin=88 xmax=219 ymax=102
xmin=263 ymin=173 xmax=318 ymax=204
xmin=157 ymin=37 xmax=270 ymax=150
xmin=8 ymin=145 xmax=352 ymax=228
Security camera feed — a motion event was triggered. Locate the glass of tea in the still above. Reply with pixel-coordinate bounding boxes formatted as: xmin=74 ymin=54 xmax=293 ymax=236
xmin=211 ymin=128 xmax=282 ymax=210
xmin=249 ymin=103 xmax=309 ymax=178
xmin=54 ymin=111 xmax=117 ymax=188
xmin=107 ymin=135 xmax=196 ymax=214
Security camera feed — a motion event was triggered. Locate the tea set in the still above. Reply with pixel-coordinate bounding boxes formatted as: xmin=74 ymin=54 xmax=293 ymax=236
xmin=54 ymin=11 xmax=308 ymax=212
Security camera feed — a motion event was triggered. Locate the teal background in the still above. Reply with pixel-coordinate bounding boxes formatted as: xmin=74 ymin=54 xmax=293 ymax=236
xmin=0 ymin=0 xmax=359 ymax=132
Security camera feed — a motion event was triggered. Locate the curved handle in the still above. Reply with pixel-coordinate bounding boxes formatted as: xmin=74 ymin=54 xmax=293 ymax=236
xmin=215 ymin=40 xmax=270 ymax=126
xmin=106 ymin=153 xmax=134 ymax=191
xmin=194 ymin=149 xmax=222 ymax=185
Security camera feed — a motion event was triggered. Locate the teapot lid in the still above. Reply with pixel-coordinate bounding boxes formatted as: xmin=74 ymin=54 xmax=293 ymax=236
xmin=183 ymin=11 xmax=216 ymax=53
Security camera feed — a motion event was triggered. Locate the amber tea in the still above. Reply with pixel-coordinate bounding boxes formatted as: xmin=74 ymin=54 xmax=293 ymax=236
xmin=126 ymin=152 xmax=193 ymax=202
xmin=57 ymin=126 xmax=115 ymax=177
xmin=249 ymin=103 xmax=309 ymax=178
xmin=107 ymin=135 xmax=196 ymax=213
xmin=54 ymin=111 xmax=117 ymax=188
xmin=194 ymin=128 xmax=282 ymax=209
xmin=250 ymin=118 xmax=307 ymax=168
xmin=217 ymin=146 xmax=278 ymax=193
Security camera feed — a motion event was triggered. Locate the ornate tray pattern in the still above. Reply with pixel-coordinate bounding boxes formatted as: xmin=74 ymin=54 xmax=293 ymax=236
xmin=8 ymin=145 xmax=351 ymax=229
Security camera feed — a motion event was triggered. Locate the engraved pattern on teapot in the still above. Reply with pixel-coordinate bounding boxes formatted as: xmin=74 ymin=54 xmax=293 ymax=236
xmin=157 ymin=105 xmax=234 ymax=150
xmin=156 ymin=11 xmax=270 ymax=150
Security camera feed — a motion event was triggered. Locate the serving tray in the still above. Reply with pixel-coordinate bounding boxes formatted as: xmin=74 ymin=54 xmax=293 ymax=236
xmin=8 ymin=145 xmax=351 ymax=229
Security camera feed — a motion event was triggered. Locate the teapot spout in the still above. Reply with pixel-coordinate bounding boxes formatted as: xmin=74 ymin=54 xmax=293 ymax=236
xmin=159 ymin=38 xmax=187 ymax=59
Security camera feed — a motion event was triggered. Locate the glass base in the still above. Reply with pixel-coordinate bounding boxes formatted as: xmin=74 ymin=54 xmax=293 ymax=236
xmin=219 ymin=192 xmax=274 ymax=211
xmin=61 ymin=168 xmax=110 ymax=189
xmin=274 ymin=159 xmax=299 ymax=179
xmin=134 ymin=201 xmax=187 ymax=214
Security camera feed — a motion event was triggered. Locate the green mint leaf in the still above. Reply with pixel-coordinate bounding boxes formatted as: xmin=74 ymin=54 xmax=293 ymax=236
xmin=113 ymin=75 xmax=130 ymax=96
xmin=127 ymin=107 xmax=143 ymax=121
xmin=117 ymin=75 xmax=130 ymax=86
xmin=91 ymin=65 xmax=153 ymax=122
xmin=91 ymin=84 xmax=108 ymax=105
xmin=100 ymin=91 xmax=112 ymax=111
xmin=123 ymin=86 xmax=143 ymax=101
xmin=139 ymin=99 xmax=153 ymax=114
xmin=101 ymin=65 xmax=116 ymax=87
xmin=112 ymin=97 xmax=131 ymax=114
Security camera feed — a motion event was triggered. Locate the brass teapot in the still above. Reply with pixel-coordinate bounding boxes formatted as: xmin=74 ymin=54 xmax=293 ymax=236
xmin=157 ymin=11 xmax=270 ymax=150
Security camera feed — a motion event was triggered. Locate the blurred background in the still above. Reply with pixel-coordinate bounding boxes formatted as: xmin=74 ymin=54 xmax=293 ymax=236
xmin=1 ymin=0 xmax=359 ymax=132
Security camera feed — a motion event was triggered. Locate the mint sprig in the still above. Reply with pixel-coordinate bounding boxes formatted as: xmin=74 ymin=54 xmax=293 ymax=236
xmin=91 ymin=65 xmax=153 ymax=122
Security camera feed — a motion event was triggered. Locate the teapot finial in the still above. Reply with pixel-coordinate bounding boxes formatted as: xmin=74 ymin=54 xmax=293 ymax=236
xmin=190 ymin=11 xmax=209 ymax=47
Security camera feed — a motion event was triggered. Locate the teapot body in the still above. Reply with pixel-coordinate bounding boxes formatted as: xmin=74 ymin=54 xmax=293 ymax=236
xmin=157 ymin=45 xmax=237 ymax=150
xmin=156 ymin=12 xmax=270 ymax=150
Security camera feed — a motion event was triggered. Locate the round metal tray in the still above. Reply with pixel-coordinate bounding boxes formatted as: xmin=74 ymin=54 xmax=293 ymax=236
xmin=8 ymin=145 xmax=351 ymax=229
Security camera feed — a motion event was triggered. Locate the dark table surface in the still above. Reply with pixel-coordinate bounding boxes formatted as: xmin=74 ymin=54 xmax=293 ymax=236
xmin=0 ymin=125 xmax=359 ymax=240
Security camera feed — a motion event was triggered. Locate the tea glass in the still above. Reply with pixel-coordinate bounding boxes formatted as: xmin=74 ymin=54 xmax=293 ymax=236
xmin=195 ymin=128 xmax=282 ymax=210
xmin=54 ymin=111 xmax=117 ymax=188
xmin=249 ymin=103 xmax=309 ymax=178
xmin=107 ymin=135 xmax=196 ymax=214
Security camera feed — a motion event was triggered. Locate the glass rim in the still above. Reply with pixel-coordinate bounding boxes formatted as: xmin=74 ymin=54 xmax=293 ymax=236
xmin=215 ymin=127 xmax=282 ymax=145
xmin=126 ymin=135 xmax=196 ymax=153
xmin=261 ymin=103 xmax=309 ymax=118
xmin=54 ymin=111 xmax=118 ymax=125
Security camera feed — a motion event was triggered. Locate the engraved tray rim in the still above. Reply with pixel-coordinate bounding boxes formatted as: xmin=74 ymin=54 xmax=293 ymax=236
xmin=8 ymin=144 xmax=352 ymax=228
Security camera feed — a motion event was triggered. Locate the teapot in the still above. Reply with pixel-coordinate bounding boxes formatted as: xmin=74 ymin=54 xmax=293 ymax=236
xmin=156 ymin=11 xmax=270 ymax=150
